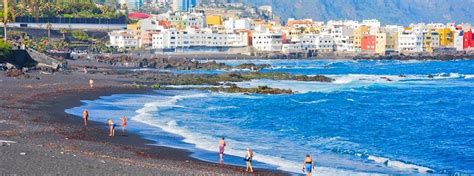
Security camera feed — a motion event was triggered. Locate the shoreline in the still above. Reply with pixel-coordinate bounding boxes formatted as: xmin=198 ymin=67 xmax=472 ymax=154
xmin=0 ymin=70 xmax=286 ymax=175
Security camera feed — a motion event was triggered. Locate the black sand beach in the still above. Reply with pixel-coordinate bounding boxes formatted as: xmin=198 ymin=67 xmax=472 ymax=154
xmin=0 ymin=60 xmax=286 ymax=175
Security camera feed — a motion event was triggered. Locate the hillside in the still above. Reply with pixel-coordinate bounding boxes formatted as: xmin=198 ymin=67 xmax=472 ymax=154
xmin=226 ymin=0 xmax=474 ymax=25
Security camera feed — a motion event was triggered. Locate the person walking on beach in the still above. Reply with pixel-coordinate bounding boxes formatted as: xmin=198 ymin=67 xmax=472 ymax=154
xmin=121 ymin=116 xmax=127 ymax=135
xmin=302 ymin=154 xmax=314 ymax=176
xmin=107 ymin=119 xmax=115 ymax=137
xmin=82 ymin=109 xmax=89 ymax=127
xmin=244 ymin=148 xmax=255 ymax=173
xmin=89 ymin=79 xmax=94 ymax=88
xmin=218 ymin=137 xmax=226 ymax=162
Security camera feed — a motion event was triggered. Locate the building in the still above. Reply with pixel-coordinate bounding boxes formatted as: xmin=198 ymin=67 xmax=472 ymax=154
xmin=361 ymin=35 xmax=376 ymax=54
xmin=330 ymin=25 xmax=355 ymax=53
xmin=423 ymin=30 xmax=440 ymax=53
xmin=454 ymin=30 xmax=464 ymax=51
xmin=398 ymin=29 xmax=424 ymax=54
xmin=206 ymin=16 xmax=223 ymax=26
xmin=375 ymin=30 xmax=386 ymax=55
xmin=172 ymin=0 xmax=196 ymax=12
xmin=224 ymin=18 xmax=252 ymax=31
xmin=437 ymin=28 xmax=454 ymax=47
xmin=126 ymin=0 xmax=144 ymax=10
xmin=108 ymin=30 xmax=140 ymax=49
xmin=151 ymin=28 xmax=249 ymax=49
xmin=354 ymin=25 xmax=370 ymax=52
xmin=463 ymin=30 xmax=474 ymax=49
xmin=252 ymin=31 xmax=283 ymax=52
xmin=316 ymin=34 xmax=335 ymax=53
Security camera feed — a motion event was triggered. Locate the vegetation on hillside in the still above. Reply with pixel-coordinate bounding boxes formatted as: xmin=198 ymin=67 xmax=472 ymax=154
xmin=13 ymin=0 xmax=124 ymax=18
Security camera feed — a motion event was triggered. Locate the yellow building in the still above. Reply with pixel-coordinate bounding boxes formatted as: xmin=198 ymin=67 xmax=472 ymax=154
xmin=385 ymin=31 xmax=399 ymax=52
xmin=206 ymin=15 xmax=222 ymax=26
xmin=423 ymin=30 xmax=440 ymax=53
xmin=437 ymin=28 xmax=453 ymax=47
xmin=354 ymin=26 xmax=370 ymax=52
xmin=127 ymin=23 xmax=139 ymax=30
xmin=375 ymin=30 xmax=386 ymax=55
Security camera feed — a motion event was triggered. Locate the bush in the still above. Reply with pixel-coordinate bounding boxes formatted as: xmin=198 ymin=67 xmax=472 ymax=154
xmin=70 ymin=30 xmax=89 ymax=41
xmin=0 ymin=40 xmax=12 ymax=56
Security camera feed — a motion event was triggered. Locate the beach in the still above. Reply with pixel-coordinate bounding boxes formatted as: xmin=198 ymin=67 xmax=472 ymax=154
xmin=0 ymin=60 xmax=285 ymax=175
xmin=1 ymin=57 xmax=474 ymax=175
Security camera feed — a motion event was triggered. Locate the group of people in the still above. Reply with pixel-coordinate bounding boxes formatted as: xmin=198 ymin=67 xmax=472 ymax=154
xmin=82 ymin=109 xmax=127 ymax=137
xmin=219 ymin=137 xmax=316 ymax=175
xmin=83 ymin=110 xmax=314 ymax=174
xmin=218 ymin=137 xmax=255 ymax=173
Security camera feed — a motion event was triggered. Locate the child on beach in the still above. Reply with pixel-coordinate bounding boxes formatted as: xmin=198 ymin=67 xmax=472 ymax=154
xmin=82 ymin=109 xmax=89 ymax=127
xmin=107 ymin=119 xmax=115 ymax=137
xmin=244 ymin=148 xmax=254 ymax=173
xmin=218 ymin=137 xmax=226 ymax=162
xmin=121 ymin=116 xmax=127 ymax=135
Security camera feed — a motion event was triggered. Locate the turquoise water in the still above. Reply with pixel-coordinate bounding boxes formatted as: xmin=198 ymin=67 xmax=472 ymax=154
xmin=66 ymin=59 xmax=474 ymax=175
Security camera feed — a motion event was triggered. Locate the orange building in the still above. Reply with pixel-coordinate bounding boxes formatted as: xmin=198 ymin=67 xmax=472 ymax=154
xmin=361 ymin=35 xmax=376 ymax=53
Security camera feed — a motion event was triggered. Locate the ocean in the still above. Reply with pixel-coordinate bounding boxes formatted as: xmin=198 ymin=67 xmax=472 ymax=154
xmin=66 ymin=59 xmax=474 ymax=175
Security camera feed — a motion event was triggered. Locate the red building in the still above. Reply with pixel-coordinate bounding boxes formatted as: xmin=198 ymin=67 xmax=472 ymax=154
xmin=464 ymin=30 xmax=474 ymax=49
xmin=361 ymin=35 xmax=376 ymax=53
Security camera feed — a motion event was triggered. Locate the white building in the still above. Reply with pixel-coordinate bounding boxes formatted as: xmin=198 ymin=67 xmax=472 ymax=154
xmin=316 ymin=34 xmax=335 ymax=53
xmin=362 ymin=19 xmax=381 ymax=30
xmin=329 ymin=25 xmax=354 ymax=52
xmin=224 ymin=18 xmax=253 ymax=31
xmin=398 ymin=30 xmax=423 ymax=53
xmin=152 ymin=28 xmax=249 ymax=49
xmin=108 ymin=30 xmax=139 ymax=49
xmin=252 ymin=31 xmax=283 ymax=52
xmin=138 ymin=19 xmax=165 ymax=31
xmin=454 ymin=30 xmax=464 ymax=51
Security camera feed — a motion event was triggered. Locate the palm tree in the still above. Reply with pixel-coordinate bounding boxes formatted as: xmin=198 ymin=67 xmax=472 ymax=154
xmin=2 ymin=0 xmax=15 ymax=41
xmin=46 ymin=22 xmax=52 ymax=41
xmin=3 ymin=0 xmax=8 ymax=41
xmin=60 ymin=28 xmax=67 ymax=39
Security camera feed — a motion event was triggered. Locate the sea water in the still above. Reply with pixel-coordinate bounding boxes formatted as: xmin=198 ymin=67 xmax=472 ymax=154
xmin=66 ymin=59 xmax=474 ymax=175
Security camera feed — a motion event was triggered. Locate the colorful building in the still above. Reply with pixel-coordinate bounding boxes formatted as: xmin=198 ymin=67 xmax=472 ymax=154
xmin=423 ymin=31 xmax=440 ymax=53
xmin=354 ymin=26 xmax=370 ymax=52
xmin=361 ymin=35 xmax=376 ymax=54
xmin=206 ymin=15 xmax=223 ymax=26
xmin=464 ymin=30 xmax=474 ymax=49
xmin=375 ymin=30 xmax=386 ymax=55
xmin=437 ymin=28 xmax=453 ymax=47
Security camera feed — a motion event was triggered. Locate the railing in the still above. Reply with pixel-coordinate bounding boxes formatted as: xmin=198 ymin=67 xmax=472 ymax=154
xmin=14 ymin=16 xmax=127 ymax=24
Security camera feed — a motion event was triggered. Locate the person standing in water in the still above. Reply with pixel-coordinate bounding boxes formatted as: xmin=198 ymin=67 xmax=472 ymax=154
xmin=302 ymin=154 xmax=314 ymax=176
xmin=82 ymin=109 xmax=89 ymax=127
xmin=107 ymin=119 xmax=115 ymax=137
xmin=121 ymin=116 xmax=127 ymax=135
xmin=244 ymin=148 xmax=255 ymax=173
xmin=218 ymin=137 xmax=226 ymax=161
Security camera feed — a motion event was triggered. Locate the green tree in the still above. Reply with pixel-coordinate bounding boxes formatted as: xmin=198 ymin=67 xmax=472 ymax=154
xmin=0 ymin=39 xmax=11 ymax=56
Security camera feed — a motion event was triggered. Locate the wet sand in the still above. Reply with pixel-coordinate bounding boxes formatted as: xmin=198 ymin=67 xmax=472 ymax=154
xmin=0 ymin=64 xmax=286 ymax=175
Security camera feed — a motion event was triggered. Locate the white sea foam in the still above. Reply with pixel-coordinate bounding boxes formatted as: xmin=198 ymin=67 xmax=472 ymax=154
xmin=367 ymin=155 xmax=434 ymax=174
xmin=206 ymin=106 xmax=238 ymax=110
xmin=131 ymin=92 xmax=373 ymax=175
xmin=465 ymin=75 xmax=474 ymax=79
xmin=233 ymin=73 xmax=474 ymax=94
xmin=291 ymin=99 xmax=328 ymax=104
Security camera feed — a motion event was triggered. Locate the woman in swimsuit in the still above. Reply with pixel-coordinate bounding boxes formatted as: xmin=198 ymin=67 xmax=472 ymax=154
xmin=121 ymin=116 xmax=127 ymax=135
xmin=108 ymin=119 xmax=115 ymax=137
xmin=302 ymin=154 xmax=314 ymax=176
xmin=218 ymin=137 xmax=226 ymax=161
xmin=82 ymin=109 xmax=89 ymax=127
xmin=245 ymin=148 xmax=255 ymax=173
